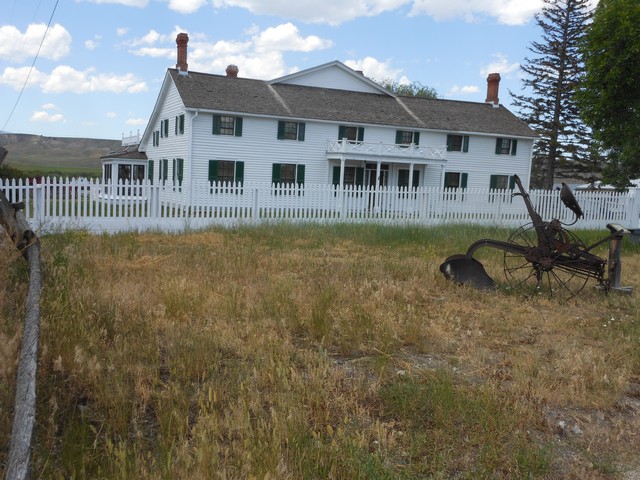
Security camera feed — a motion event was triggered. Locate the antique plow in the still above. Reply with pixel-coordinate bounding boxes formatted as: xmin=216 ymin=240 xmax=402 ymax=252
xmin=440 ymin=175 xmax=633 ymax=299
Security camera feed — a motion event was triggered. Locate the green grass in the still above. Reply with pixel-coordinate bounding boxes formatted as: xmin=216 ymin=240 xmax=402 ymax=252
xmin=2 ymin=224 xmax=640 ymax=478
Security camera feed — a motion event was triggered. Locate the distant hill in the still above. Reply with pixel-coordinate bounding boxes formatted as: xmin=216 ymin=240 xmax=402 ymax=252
xmin=0 ymin=133 xmax=121 ymax=177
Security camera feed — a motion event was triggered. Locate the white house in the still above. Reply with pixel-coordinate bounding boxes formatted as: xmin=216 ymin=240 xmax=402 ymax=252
xmin=138 ymin=33 xmax=536 ymax=196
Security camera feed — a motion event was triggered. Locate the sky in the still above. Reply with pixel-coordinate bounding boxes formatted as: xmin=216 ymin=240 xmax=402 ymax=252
xmin=0 ymin=0 xmax=589 ymax=141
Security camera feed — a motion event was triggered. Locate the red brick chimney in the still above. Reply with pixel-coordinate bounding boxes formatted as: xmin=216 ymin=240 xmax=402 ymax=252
xmin=485 ymin=73 xmax=500 ymax=107
xmin=176 ymin=33 xmax=189 ymax=74
xmin=226 ymin=64 xmax=239 ymax=78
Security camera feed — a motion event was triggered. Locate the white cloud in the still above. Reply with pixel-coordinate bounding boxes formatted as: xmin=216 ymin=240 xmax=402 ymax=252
xmin=31 ymin=111 xmax=64 ymax=123
xmin=0 ymin=65 xmax=148 ymax=94
xmin=126 ymin=118 xmax=147 ymax=126
xmin=446 ymin=85 xmax=480 ymax=96
xmin=345 ymin=57 xmax=405 ymax=83
xmin=212 ymin=0 xmax=408 ymax=25
xmin=252 ymin=23 xmax=333 ymax=53
xmin=168 ymin=0 xmax=208 ymax=14
xmin=82 ymin=0 xmax=148 ymax=6
xmin=0 ymin=24 xmax=72 ymax=63
xmin=480 ymin=53 xmax=520 ymax=77
xmin=106 ymin=112 xmax=117 ymax=118
xmin=116 ymin=28 xmax=129 ymax=36
xmin=410 ymin=0 xmax=542 ymax=25
xmin=41 ymin=103 xmax=57 ymax=110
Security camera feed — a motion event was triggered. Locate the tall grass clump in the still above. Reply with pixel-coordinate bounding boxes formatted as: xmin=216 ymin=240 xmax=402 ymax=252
xmin=1 ymin=223 xmax=639 ymax=478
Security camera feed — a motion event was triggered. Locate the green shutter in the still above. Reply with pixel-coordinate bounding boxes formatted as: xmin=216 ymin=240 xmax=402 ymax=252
xmin=509 ymin=175 xmax=516 ymax=190
xmin=208 ymin=160 xmax=218 ymax=183
xmin=235 ymin=117 xmax=243 ymax=136
xmin=461 ymin=173 xmax=468 ymax=189
xmin=298 ymin=122 xmax=305 ymax=141
xmin=395 ymin=131 xmax=403 ymax=144
xmin=272 ymin=163 xmax=281 ymax=183
xmin=178 ymin=114 xmax=184 ymax=134
xmin=444 ymin=172 xmax=451 ymax=188
xmin=446 ymin=135 xmax=453 ymax=152
xmin=490 ymin=175 xmax=498 ymax=189
xmin=511 ymin=139 xmax=518 ymax=155
xmin=495 ymin=138 xmax=502 ymax=154
xmin=357 ymin=127 xmax=364 ymax=142
xmin=412 ymin=171 xmax=420 ymax=188
xmin=296 ymin=164 xmax=305 ymax=185
xmin=175 ymin=117 xmax=178 ymax=135
xmin=355 ymin=167 xmax=364 ymax=186
xmin=162 ymin=159 xmax=168 ymax=184
xmin=338 ymin=126 xmax=347 ymax=139
xmin=463 ymin=136 xmax=469 ymax=153
xmin=235 ymin=161 xmax=244 ymax=184
xmin=147 ymin=160 xmax=154 ymax=184
xmin=213 ymin=115 xmax=220 ymax=135
xmin=413 ymin=131 xmax=420 ymax=145
xmin=332 ymin=166 xmax=340 ymax=185
xmin=177 ymin=158 xmax=184 ymax=183
xmin=277 ymin=121 xmax=285 ymax=139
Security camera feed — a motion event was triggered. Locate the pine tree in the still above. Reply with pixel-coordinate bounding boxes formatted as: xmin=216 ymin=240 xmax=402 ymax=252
xmin=510 ymin=0 xmax=597 ymax=189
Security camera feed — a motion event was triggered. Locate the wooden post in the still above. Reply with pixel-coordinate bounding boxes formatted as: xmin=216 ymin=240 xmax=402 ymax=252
xmin=1 ymin=155 xmax=43 ymax=480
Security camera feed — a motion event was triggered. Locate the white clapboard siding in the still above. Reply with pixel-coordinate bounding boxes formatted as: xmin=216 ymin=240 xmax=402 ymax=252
xmin=1 ymin=177 xmax=639 ymax=234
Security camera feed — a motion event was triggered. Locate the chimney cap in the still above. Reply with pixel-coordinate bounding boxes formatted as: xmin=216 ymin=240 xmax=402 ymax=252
xmin=226 ymin=64 xmax=239 ymax=78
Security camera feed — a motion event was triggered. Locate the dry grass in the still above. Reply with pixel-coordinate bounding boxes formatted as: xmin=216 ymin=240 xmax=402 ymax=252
xmin=1 ymin=224 xmax=640 ymax=478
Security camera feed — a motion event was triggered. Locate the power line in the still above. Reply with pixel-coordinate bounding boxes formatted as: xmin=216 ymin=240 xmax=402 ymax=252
xmin=2 ymin=0 xmax=60 ymax=133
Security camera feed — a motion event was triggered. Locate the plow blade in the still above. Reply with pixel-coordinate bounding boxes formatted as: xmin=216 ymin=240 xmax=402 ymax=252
xmin=439 ymin=254 xmax=496 ymax=290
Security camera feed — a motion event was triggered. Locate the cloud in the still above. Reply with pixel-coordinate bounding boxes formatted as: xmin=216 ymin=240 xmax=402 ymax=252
xmin=168 ymin=0 xmax=208 ymax=14
xmin=0 ymin=24 xmax=72 ymax=63
xmin=126 ymin=118 xmax=147 ymax=126
xmin=31 ymin=110 xmax=64 ymax=123
xmin=345 ymin=57 xmax=406 ymax=83
xmin=409 ymin=0 xmax=543 ymax=25
xmin=106 ymin=112 xmax=118 ymax=118
xmin=480 ymin=53 xmax=520 ymax=77
xmin=446 ymin=85 xmax=480 ymax=97
xmin=252 ymin=23 xmax=333 ymax=53
xmin=211 ymin=0 xmax=408 ymax=25
xmin=0 ymin=65 xmax=148 ymax=94
xmin=81 ymin=0 xmax=148 ymax=6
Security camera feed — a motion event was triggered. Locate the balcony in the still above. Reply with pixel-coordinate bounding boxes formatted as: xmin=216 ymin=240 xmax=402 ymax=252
xmin=327 ymin=139 xmax=446 ymax=162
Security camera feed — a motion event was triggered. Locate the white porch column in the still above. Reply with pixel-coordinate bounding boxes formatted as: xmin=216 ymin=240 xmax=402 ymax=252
xmin=408 ymin=162 xmax=415 ymax=189
xmin=340 ymin=158 xmax=346 ymax=186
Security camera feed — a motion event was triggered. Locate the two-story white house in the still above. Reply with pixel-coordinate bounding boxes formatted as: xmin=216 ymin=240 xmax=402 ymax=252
xmin=138 ymin=33 xmax=536 ymax=197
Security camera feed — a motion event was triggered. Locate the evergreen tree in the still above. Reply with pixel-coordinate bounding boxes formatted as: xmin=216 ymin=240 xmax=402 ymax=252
xmin=510 ymin=0 xmax=597 ymax=188
xmin=576 ymin=0 xmax=640 ymax=187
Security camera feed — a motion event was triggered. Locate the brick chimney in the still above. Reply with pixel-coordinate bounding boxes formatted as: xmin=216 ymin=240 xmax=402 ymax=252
xmin=176 ymin=33 xmax=189 ymax=75
xmin=226 ymin=64 xmax=239 ymax=78
xmin=485 ymin=73 xmax=500 ymax=107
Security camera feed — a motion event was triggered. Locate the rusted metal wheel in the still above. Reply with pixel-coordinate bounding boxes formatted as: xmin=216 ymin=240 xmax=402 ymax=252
xmin=503 ymin=223 xmax=590 ymax=299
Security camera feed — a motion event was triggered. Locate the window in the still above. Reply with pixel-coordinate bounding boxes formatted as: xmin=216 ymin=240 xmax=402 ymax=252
xmin=213 ymin=115 xmax=243 ymax=136
xmin=338 ymin=125 xmax=364 ymax=143
xmin=272 ymin=163 xmax=305 ymax=186
xmin=446 ymin=134 xmax=469 ymax=152
xmin=208 ymin=160 xmax=244 ymax=185
xmin=172 ymin=158 xmax=184 ymax=189
xmin=160 ymin=119 xmax=169 ymax=138
xmin=444 ymin=172 xmax=468 ymax=189
xmin=489 ymin=174 xmax=516 ymax=190
xmin=395 ymin=130 xmax=420 ymax=145
xmin=153 ymin=131 xmax=160 ymax=147
xmin=159 ymin=159 xmax=169 ymax=185
xmin=332 ymin=166 xmax=364 ymax=187
xmin=277 ymin=121 xmax=305 ymax=141
xmin=175 ymin=114 xmax=185 ymax=135
xmin=495 ymin=138 xmax=518 ymax=155
xmin=398 ymin=169 xmax=420 ymax=189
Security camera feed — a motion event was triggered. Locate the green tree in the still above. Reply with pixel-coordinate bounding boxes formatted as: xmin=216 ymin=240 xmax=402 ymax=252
xmin=377 ymin=79 xmax=438 ymax=98
xmin=510 ymin=0 xmax=597 ymax=189
xmin=577 ymin=0 xmax=640 ymax=187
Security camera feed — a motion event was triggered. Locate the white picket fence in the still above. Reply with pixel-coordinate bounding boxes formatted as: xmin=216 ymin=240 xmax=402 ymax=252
xmin=1 ymin=177 xmax=639 ymax=234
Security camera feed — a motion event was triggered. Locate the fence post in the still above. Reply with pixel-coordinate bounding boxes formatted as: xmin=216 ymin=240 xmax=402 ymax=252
xmin=628 ymin=188 xmax=640 ymax=229
xmin=252 ymin=187 xmax=259 ymax=223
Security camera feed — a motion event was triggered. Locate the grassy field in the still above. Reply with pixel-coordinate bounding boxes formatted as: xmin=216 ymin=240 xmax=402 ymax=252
xmin=1 ymin=224 xmax=640 ymax=478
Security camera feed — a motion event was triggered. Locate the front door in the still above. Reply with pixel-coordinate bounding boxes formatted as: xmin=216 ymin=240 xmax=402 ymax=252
xmin=365 ymin=163 xmax=388 ymax=209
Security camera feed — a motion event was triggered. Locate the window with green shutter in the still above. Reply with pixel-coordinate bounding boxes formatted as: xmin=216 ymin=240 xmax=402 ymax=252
xmin=446 ymin=134 xmax=469 ymax=152
xmin=272 ymin=163 xmax=305 ymax=194
xmin=495 ymin=138 xmax=518 ymax=155
xmin=208 ymin=160 xmax=244 ymax=192
xmin=213 ymin=115 xmax=243 ymax=136
xmin=398 ymin=169 xmax=420 ymax=189
xmin=396 ymin=130 xmax=420 ymax=145
xmin=338 ymin=125 xmax=364 ymax=142
xmin=277 ymin=121 xmax=305 ymax=141
xmin=175 ymin=114 xmax=185 ymax=135
xmin=444 ymin=172 xmax=468 ymax=189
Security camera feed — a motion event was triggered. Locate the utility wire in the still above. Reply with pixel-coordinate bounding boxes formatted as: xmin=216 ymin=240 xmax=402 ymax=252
xmin=2 ymin=0 xmax=60 ymax=133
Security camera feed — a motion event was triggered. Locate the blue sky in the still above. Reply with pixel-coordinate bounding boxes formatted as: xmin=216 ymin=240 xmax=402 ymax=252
xmin=0 ymin=0 xmax=592 ymax=140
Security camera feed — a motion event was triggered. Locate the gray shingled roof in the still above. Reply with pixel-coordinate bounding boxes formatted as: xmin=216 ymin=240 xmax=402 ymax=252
xmin=168 ymin=69 xmax=536 ymax=138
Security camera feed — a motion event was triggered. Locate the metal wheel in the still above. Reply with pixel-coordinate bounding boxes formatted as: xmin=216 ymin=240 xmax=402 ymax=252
xmin=503 ymin=223 xmax=591 ymax=299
